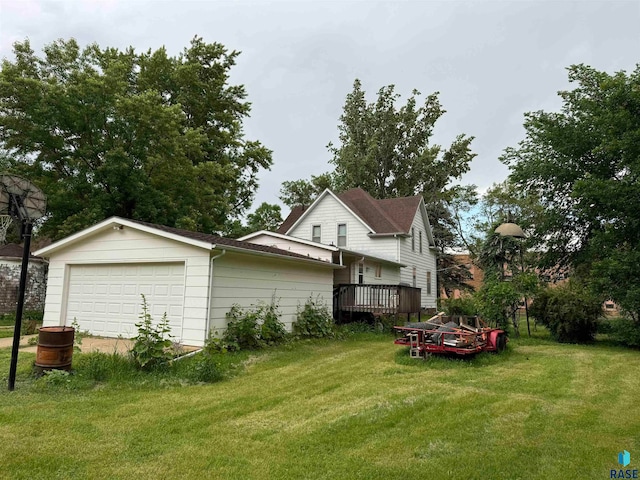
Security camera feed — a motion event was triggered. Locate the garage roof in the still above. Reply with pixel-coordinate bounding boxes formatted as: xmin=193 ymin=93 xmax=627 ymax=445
xmin=34 ymin=217 xmax=340 ymax=268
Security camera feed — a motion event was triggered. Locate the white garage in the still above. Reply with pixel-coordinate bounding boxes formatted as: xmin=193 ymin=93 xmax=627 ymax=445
xmin=35 ymin=217 xmax=338 ymax=346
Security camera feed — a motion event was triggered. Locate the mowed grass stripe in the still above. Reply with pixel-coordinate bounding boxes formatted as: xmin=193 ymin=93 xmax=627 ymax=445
xmin=0 ymin=335 xmax=639 ymax=479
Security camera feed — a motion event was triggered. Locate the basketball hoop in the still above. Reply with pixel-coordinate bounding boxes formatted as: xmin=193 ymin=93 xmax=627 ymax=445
xmin=0 ymin=215 xmax=11 ymax=244
xmin=1 ymin=173 xmax=47 ymax=391
xmin=0 ymin=174 xmax=47 ymax=222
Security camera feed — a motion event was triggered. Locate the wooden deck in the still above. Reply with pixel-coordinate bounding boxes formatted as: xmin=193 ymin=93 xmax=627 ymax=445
xmin=333 ymin=284 xmax=421 ymax=319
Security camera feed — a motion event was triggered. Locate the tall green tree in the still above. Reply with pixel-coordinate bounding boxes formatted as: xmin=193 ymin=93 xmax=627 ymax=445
xmin=0 ymin=37 xmax=272 ymax=240
xmin=502 ymin=64 xmax=640 ymax=321
xmin=328 ymin=80 xmax=475 ymax=201
xmin=279 ymin=173 xmax=335 ymax=209
xmin=246 ymin=202 xmax=283 ymax=232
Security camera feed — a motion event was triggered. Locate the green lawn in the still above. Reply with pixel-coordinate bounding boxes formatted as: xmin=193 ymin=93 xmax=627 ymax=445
xmin=0 ymin=332 xmax=639 ymax=479
xmin=0 ymin=327 xmax=14 ymax=339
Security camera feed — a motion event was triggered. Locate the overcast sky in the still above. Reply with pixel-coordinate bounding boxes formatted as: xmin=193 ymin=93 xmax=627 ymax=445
xmin=1 ymin=0 xmax=638 ymax=216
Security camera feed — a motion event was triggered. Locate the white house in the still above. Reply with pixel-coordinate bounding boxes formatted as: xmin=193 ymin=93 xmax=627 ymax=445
xmin=34 ymin=217 xmax=339 ymax=346
xmin=244 ymin=188 xmax=438 ymax=310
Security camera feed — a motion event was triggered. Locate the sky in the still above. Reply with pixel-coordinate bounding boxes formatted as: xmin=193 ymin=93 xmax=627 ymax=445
xmin=0 ymin=0 xmax=638 ymax=218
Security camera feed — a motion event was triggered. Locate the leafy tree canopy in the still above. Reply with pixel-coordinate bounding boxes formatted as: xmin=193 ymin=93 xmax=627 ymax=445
xmin=225 ymin=202 xmax=283 ymax=239
xmin=502 ymin=64 xmax=640 ymax=320
xmin=246 ymin=202 xmax=283 ymax=233
xmin=0 ymin=37 xmax=272 ymax=240
xmin=279 ymin=173 xmax=334 ymax=209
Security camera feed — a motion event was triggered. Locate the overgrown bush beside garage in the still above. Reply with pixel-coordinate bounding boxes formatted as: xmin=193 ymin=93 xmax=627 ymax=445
xmin=222 ymin=297 xmax=288 ymax=351
xmin=292 ymin=295 xmax=335 ymax=338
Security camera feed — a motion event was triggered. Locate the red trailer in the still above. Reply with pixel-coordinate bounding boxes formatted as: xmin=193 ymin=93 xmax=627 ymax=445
xmin=394 ymin=313 xmax=507 ymax=358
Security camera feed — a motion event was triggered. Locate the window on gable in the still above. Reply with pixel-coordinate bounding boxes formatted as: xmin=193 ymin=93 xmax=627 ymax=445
xmin=419 ymin=231 xmax=423 ymax=254
xmin=411 ymin=227 xmax=415 ymax=251
xmin=337 ymin=223 xmax=347 ymax=247
xmin=312 ymin=225 xmax=321 ymax=243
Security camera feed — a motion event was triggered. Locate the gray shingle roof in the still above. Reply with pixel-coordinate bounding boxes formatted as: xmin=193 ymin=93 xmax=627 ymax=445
xmin=0 ymin=243 xmax=42 ymax=259
xmin=277 ymin=188 xmax=422 ymax=235
xmin=127 ymin=219 xmax=332 ymax=264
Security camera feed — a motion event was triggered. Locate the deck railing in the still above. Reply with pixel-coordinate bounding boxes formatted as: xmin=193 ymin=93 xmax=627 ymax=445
xmin=333 ymin=284 xmax=421 ymax=316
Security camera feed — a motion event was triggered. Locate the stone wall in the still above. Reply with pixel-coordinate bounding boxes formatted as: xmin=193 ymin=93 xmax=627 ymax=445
xmin=0 ymin=260 xmax=48 ymax=315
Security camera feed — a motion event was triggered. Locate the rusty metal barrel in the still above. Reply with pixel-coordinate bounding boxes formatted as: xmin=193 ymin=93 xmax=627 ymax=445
xmin=35 ymin=326 xmax=75 ymax=372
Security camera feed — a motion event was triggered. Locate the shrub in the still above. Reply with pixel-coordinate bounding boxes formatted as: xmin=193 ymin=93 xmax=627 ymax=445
xmin=529 ymin=283 xmax=602 ymax=343
xmin=23 ymin=310 xmax=44 ymax=322
xmin=260 ymin=300 xmax=288 ymax=345
xmin=476 ymin=279 xmax=521 ymax=331
xmin=131 ymin=295 xmax=174 ymax=370
xmin=224 ymin=305 xmax=263 ymax=350
xmin=441 ymin=296 xmax=477 ymax=316
xmin=607 ymin=317 xmax=640 ymax=348
xmin=293 ymin=296 xmax=334 ymax=338
xmin=223 ymin=296 xmax=287 ymax=351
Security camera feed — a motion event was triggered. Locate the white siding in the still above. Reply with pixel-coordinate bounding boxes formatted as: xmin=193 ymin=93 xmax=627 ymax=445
xmin=244 ymin=233 xmax=333 ymax=262
xmin=289 ymin=195 xmax=371 ymax=250
xmin=209 ymin=252 xmax=333 ymax=333
xmin=41 ymin=226 xmax=211 ymax=346
xmin=343 ymin=260 xmax=401 ymax=285
xmin=399 ymin=209 xmax=438 ymax=308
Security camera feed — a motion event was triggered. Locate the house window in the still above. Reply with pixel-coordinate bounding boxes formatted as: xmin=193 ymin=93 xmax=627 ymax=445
xmin=412 ymin=266 xmax=417 ymax=288
xmin=419 ymin=231 xmax=423 ymax=254
xmin=411 ymin=227 xmax=415 ymax=251
xmin=312 ymin=225 xmax=321 ymax=243
xmin=375 ymin=263 xmax=382 ymax=279
xmin=426 ymin=271 xmax=432 ymax=295
xmin=358 ymin=262 xmax=364 ymax=284
xmin=337 ymin=223 xmax=347 ymax=247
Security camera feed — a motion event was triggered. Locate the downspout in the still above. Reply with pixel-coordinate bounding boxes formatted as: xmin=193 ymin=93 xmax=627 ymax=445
xmin=204 ymin=249 xmax=226 ymax=336
xmin=393 ymin=233 xmax=401 ymax=262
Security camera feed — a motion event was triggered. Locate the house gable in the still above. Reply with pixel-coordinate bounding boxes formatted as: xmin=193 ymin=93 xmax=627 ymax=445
xmin=283 ymin=189 xmax=376 ymax=236
xmin=286 ymin=191 xmax=375 ymax=249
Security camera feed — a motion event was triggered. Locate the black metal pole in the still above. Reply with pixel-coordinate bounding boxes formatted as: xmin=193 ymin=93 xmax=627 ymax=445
xmin=8 ymin=222 xmax=32 ymax=391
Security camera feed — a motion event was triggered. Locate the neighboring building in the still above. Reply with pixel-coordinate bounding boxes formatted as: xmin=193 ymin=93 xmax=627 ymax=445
xmin=441 ymin=253 xmax=621 ymax=317
xmin=0 ymin=243 xmax=48 ymax=315
xmin=34 ymin=217 xmax=339 ymax=346
xmin=256 ymin=188 xmax=438 ymax=310
xmin=439 ymin=253 xmax=483 ymax=300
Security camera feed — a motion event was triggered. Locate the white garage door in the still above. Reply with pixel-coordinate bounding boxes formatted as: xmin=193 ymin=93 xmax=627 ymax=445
xmin=65 ymin=263 xmax=185 ymax=339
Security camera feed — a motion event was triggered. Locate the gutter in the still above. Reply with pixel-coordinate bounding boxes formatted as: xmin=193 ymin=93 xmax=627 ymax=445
xmin=204 ymin=249 xmax=226 ymax=337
